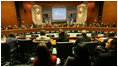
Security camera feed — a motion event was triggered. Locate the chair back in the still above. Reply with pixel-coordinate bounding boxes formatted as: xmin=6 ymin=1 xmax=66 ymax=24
xmin=19 ymin=39 xmax=34 ymax=55
xmin=1 ymin=43 xmax=10 ymax=61
xmin=56 ymin=42 xmax=73 ymax=60
xmin=33 ymin=41 xmax=52 ymax=50
xmin=84 ymin=41 xmax=99 ymax=57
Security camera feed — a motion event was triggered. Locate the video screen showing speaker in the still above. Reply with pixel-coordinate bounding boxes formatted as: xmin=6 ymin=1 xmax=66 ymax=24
xmin=52 ymin=8 xmax=66 ymax=20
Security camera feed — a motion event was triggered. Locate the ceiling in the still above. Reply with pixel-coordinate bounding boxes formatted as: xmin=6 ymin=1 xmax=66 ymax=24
xmin=34 ymin=1 xmax=84 ymax=6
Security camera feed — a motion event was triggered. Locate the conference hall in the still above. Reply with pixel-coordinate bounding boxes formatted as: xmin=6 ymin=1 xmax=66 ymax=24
xmin=1 ymin=1 xmax=117 ymax=66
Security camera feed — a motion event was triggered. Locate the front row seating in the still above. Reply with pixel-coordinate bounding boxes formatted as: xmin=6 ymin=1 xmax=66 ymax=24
xmin=63 ymin=41 xmax=100 ymax=66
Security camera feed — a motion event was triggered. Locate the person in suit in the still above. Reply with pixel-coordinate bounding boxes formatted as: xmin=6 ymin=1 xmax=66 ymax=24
xmin=33 ymin=42 xmax=57 ymax=66
xmin=95 ymin=38 xmax=117 ymax=66
xmin=101 ymin=31 xmax=115 ymax=48
xmin=56 ymin=31 xmax=69 ymax=42
xmin=75 ymin=30 xmax=91 ymax=45
xmin=64 ymin=42 xmax=90 ymax=66
xmin=112 ymin=23 xmax=116 ymax=27
xmin=33 ymin=30 xmax=52 ymax=49
xmin=6 ymin=33 xmax=20 ymax=63
xmin=35 ymin=30 xmax=51 ymax=41
xmin=6 ymin=33 xmax=19 ymax=51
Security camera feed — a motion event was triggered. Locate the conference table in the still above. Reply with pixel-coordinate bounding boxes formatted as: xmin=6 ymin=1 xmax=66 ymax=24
xmin=1 ymin=37 xmax=105 ymax=45
xmin=1 ymin=37 xmax=75 ymax=45
xmin=1 ymin=27 xmax=117 ymax=35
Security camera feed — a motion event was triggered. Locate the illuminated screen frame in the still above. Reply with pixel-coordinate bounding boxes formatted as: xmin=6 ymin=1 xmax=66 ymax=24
xmin=52 ymin=8 xmax=66 ymax=21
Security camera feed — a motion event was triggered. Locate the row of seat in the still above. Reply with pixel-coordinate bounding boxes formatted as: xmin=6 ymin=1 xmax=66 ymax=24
xmin=1 ymin=39 xmax=99 ymax=65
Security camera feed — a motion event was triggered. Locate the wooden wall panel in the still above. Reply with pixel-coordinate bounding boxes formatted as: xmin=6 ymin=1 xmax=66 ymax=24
xmin=1 ymin=5 xmax=6 ymax=26
xmin=35 ymin=1 xmax=83 ymax=6
xmin=1 ymin=1 xmax=18 ymax=26
xmin=87 ymin=1 xmax=117 ymax=25
xmin=1 ymin=1 xmax=117 ymax=27
xmin=87 ymin=2 xmax=95 ymax=25
xmin=23 ymin=1 xmax=32 ymax=25
xmin=102 ymin=1 xmax=117 ymax=25
xmin=19 ymin=1 xmax=32 ymax=25
xmin=93 ymin=2 xmax=100 ymax=24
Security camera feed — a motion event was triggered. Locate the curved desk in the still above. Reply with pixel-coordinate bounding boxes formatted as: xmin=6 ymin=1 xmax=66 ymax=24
xmin=1 ymin=27 xmax=117 ymax=35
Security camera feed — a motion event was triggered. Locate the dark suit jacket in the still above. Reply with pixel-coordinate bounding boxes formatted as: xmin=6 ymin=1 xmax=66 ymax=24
xmin=75 ymin=36 xmax=91 ymax=45
xmin=101 ymin=38 xmax=108 ymax=47
xmin=95 ymin=50 xmax=117 ymax=66
xmin=6 ymin=37 xmax=19 ymax=51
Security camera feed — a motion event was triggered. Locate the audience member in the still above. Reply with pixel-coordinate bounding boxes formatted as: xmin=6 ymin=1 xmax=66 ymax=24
xmin=56 ymin=31 xmax=69 ymax=42
xmin=95 ymin=38 xmax=117 ymax=66
xmin=8 ymin=25 xmax=12 ymax=29
xmin=33 ymin=42 xmax=57 ymax=66
xmin=1 ymin=22 xmax=117 ymax=30
xmin=34 ymin=30 xmax=51 ymax=42
xmin=75 ymin=30 xmax=91 ymax=45
xmin=33 ymin=30 xmax=52 ymax=49
xmin=58 ymin=29 xmax=63 ymax=33
xmin=112 ymin=23 xmax=117 ymax=27
xmin=101 ymin=31 xmax=115 ymax=47
xmin=13 ymin=25 xmax=18 ymax=29
xmin=64 ymin=42 xmax=90 ymax=66
xmin=6 ymin=33 xmax=19 ymax=51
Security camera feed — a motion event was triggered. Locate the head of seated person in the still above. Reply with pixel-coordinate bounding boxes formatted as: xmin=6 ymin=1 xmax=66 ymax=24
xmin=9 ymin=33 xmax=16 ymax=38
xmin=58 ymin=29 xmax=63 ymax=33
xmin=40 ymin=30 xmax=46 ymax=36
xmin=94 ymin=38 xmax=117 ymax=66
xmin=101 ymin=31 xmax=115 ymax=48
xmin=59 ymin=31 xmax=66 ymax=38
xmin=33 ymin=42 xmax=57 ymax=66
xmin=108 ymin=31 xmax=115 ymax=38
xmin=82 ymin=30 xmax=87 ymax=36
xmin=56 ymin=31 xmax=69 ymax=42
xmin=105 ymin=38 xmax=117 ymax=51
xmin=76 ymin=30 xmax=91 ymax=43
xmin=34 ymin=30 xmax=51 ymax=43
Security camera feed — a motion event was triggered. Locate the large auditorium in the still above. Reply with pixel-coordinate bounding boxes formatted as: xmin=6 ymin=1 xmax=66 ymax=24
xmin=1 ymin=1 xmax=117 ymax=66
